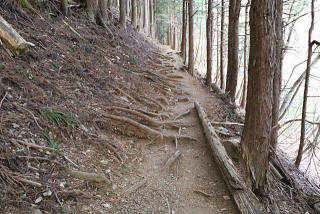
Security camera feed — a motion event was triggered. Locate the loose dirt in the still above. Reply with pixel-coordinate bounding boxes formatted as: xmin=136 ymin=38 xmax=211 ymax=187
xmin=109 ymin=48 xmax=239 ymax=214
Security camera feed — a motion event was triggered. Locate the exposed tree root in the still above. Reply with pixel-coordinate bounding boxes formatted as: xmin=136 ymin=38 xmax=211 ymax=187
xmin=110 ymin=85 xmax=137 ymax=104
xmin=178 ymin=97 xmax=190 ymax=102
xmin=134 ymin=108 xmax=170 ymax=120
xmin=157 ymin=97 xmax=169 ymax=105
xmin=98 ymin=112 xmax=196 ymax=142
xmin=140 ymin=95 xmax=165 ymax=110
xmin=105 ymin=106 xmax=178 ymax=128
xmin=166 ymin=75 xmax=184 ymax=79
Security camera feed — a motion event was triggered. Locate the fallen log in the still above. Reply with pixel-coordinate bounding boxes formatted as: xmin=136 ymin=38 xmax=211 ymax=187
xmin=0 ymin=15 xmax=29 ymax=55
xmin=194 ymin=101 xmax=265 ymax=214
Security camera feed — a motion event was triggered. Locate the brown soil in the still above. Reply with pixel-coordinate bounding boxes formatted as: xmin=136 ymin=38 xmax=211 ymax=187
xmin=0 ymin=6 xmax=238 ymax=213
xmin=0 ymin=4 xmax=318 ymax=214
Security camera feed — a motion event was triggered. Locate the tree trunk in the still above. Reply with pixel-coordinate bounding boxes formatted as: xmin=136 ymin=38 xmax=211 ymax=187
xmin=241 ymin=0 xmax=282 ymax=197
xmin=270 ymin=0 xmax=283 ymax=152
xmin=225 ymin=0 xmax=241 ymax=103
xmin=85 ymin=0 xmax=95 ymax=21
xmin=143 ymin=0 xmax=149 ymax=34
xmin=240 ymin=0 xmax=250 ymax=109
xmin=188 ymin=0 xmax=194 ymax=75
xmin=131 ymin=0 xmax=137 ymax=28
xmin=215 ymin=4 xmax=220 ymax=84
xmin=181 ymin=0 xmax=187 ymax=63
xmin=220 ymin=0 xmax=225 ymax=91
xmin=107 ymin=0 xmax=113 ymax=19
xmin=149 ymin=0 xmax=154 ymax=37
xmin=206 ymin=0 xmax=214 ymax=86
xmin=62 ymin=0 xmax=69 ymax=16
xmin=119 ymin=0 xmax=126 ymax=28
xmin=295 ymin=0 xmax=315 ymax=168
xmin=97 ymin=0 xmax=108 ymax=26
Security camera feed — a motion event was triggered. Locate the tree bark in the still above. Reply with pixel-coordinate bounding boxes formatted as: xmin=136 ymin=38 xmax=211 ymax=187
xmin=97 ymin=0 xmax=108 ymax=26
xmin=225 ymin=0 xmax=241 ymax=103
xmin=107 ymin=0 xmax=113 ymax=19
xmin=181 ymin=0 xmax=187 ymax=62
xmin=220 ymin=0 xmax=225 ymax=91
xmin=62 ymin=0 xmax=69 ymax=16
xmin=241 ymin=0 xmax=282 ymax=197
xmin=143 ymin=0 xmax=149 ymax=34
xmin=188 ymin=0 xmax=194 ymax=75
xmin=119 ymin=0 xmax=126 ymax=28
xmin=149 ymin=0 xmax=154 ymax=37
xmin=206 ymin=0 xmax=214 ymax=86
xmin=295 ymin=0 xmax=315 ymax=167
xmin=240 ymin=0 xmax=250 ymax=109
xmin=131 ymin=0 xmax=137 ymax=28
xmin=195 ymin=101 xmax=264 ymax=214
xmin=270 ymin=0 xmax=283 ymax=152
xmin=0 ymin=15 xmax=29 ymax=55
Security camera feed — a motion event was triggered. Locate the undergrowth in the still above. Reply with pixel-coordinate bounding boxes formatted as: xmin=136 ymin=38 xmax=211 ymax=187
xmin=42 ymin=106 xmax=78 ymax=128
xmin=42 ymin=130 xmax=58 ymax=149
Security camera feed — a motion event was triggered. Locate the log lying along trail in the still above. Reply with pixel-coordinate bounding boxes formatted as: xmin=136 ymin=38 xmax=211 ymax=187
xmin=194 ymin=101 xmax=264 ymax=214
xmin=0 ymin=15 xmax=29 ymax=55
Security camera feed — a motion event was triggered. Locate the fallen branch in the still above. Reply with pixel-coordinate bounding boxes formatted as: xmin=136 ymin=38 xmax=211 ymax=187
xmin=15 ymin=177 xmax=42 ymax=188
xmin=122 ymin=177 xmax=147 ymax=195
xmin=13 ymin=103 xmax=43 ymax=130
xmin=18 ymin=155 xmax=109 ymax=184
xmin=163 ymin=150 xmax=181 ymax=169
xmin=15 ymin=139 xmax=56 ymax=152
xmin=194 ymin=101 xmax=264 ymax=214
xmin=0 ymin=89 xmax=8 ymax=109
xmin=69 ymin=170 xmax=109 ymax=183
xmin=62 ymin=20 xmax=84 ymax=39
xmin=0 ymin=15 xmax=29 ymax=55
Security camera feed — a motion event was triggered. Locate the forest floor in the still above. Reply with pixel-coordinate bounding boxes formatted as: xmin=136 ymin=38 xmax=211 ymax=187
xmin=0 ymin=4 xmax=318 ymax=214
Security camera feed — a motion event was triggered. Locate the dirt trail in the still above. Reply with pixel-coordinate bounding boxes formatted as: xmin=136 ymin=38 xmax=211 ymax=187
xmin=113 ymin=47 xmax=239 ymax=214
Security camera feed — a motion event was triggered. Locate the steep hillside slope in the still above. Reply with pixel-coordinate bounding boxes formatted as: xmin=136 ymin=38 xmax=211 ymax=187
xmin=0 ymin=4 xmax=318 ymax=214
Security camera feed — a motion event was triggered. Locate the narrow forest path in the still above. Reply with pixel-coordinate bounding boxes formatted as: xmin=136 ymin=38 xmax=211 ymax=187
xmin=112 ymin=47 xmax=239 ymax=213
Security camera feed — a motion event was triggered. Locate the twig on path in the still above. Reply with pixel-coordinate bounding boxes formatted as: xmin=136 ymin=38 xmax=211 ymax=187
xmin=122 ymin=177 xmax=147 ymax=196
xmin=193 ymin=190 xmax=215 ymax=198
xmin=163 ymin=150 xmax=181 ymax=169
xmin=211 ymin=121 xmax=244 ymax=127
xmin=0 ymin=90 xmax=8 ymax=109
xmin=174 ymin=109 xmax=191 ymax=120
xmin=13 ymin=103 xmax=43 ymax=130
xmin=15 ymin=176 xmax=42 ymax=188
xmin=160 ymin=193 xmax=171 ymax=214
